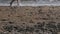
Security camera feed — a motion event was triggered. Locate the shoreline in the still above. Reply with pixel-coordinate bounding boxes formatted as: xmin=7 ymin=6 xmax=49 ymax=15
xmin=0 ymin=3 xmax=60 ymax=6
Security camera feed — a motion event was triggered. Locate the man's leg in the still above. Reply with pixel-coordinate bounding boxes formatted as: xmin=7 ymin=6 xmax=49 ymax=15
xmin=10 ymin=0 xmax=15 ymax=6
xmin=17 ymin=0 xmax=19 ymax=7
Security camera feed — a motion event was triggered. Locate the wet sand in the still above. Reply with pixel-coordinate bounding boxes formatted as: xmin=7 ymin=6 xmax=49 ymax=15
xmin=0 ymin=6 xmax=60 ymax=34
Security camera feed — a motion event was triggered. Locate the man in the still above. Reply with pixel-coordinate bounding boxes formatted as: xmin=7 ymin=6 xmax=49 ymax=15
xmin=10 ymin=0 xmax=19 ymax=6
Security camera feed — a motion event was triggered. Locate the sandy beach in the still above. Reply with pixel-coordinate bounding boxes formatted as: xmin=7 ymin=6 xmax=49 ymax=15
xmin=0 ymin=6 xmax=60 ymax=34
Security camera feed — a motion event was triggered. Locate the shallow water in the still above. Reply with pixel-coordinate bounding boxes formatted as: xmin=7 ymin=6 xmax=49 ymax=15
xmin=0 ymin=0 xmax=60 ymax=6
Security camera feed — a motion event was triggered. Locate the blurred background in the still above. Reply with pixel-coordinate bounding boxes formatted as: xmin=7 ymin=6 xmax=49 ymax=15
xmin=0 ymin=0 xmax=60 ymax=6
